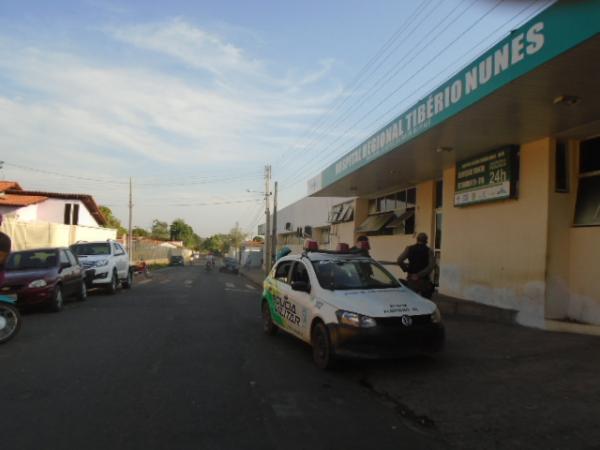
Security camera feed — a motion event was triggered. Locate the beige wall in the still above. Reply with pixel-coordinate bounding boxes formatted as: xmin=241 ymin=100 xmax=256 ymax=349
xmin=439 ymin=138 xmax=551 ymax=327
xmin=546 ymin=140 xmax=600 ymax=325
xmin=330 ymin=221 xmax=355 ymax=249
xmin=0 ymin=217 xmax=117 ymax=251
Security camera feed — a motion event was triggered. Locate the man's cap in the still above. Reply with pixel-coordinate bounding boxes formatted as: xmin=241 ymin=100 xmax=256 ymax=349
xmin=417 ymin=232 xmax=428 ymax=243
xmin=357 ymin=235 xmax=369 ymax=242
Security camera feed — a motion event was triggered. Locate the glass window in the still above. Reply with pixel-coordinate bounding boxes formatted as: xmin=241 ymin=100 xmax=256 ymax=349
xmin=555 ymin=141 xmax=569 ymax=193
xmin=71 ymin=243 xmax=111 ymax=256
xmin=59 ymin=250 xmax=70 ymax=266
xmin=435 ymin=180 xmax=443 ymax=209
xmin=290 ymin=262 xmax=310 ymax=284
xmin=397 ymin=190 xmax=406 ymax=207
xmin=66 ymin=250 xmax=79 ymax=267
xmin=574 ymin=176 xmax=600 ymax=226
xmin=574 ymin=138 xmax=600 ymax=226
xmin=434 ymin=212 xmax=443 ymax=250
xmin=579 ymin=137 xmax=600 ymax=173
xmin=368 ymin=199 xmax=378 ymax=214
xmin=385 ymin=194 xmax=396 ymax=211
xmin=406 ymin=187 xmax=416 ymax=208
xmin=64 ymin=203 xmax=72 ymax=225
xmin=311 ymin=259 xmax=400 ymax=291
xmin=6 ymin=250 xmax=58 ymax=270
xmin=274 ymin=261 xmax=293 ymax=283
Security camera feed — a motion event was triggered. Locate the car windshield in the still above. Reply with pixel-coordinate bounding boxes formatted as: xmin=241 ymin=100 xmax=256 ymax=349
xmin=311 ymin=258 xmax=400 ymax=290
xmin=6 ymin=250 xmax=59 ymax=270
xmin=71 ymin=243 xmax=111 ymax=256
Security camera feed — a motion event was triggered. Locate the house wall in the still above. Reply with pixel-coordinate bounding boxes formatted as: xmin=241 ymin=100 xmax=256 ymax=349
xmin=0 ymin=217 xmax=116 ymax=251
xmin=0 ymin=204 xmax=38 ymax=221
xmin=36 ymin=198 xmax=98 ymax=226
xmin=439 ymin=138 xmax=551 ymax=327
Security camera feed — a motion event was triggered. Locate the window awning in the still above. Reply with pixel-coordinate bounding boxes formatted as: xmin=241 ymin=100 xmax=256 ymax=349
xmin=355 ymin=212 xmax=394 ymax=233
xmin=386 ymin=209 xmax=415 ymax=228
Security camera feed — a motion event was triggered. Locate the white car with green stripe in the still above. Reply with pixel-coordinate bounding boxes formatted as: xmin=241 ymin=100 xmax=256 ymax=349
xmin=261 ymin=248 xmax=444 ymax=369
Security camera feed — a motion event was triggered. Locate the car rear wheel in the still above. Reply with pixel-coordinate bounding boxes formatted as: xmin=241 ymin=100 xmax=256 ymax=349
xmin=311 ymin=322 xmax=336 ymax=370
xmin=262 ymin=301 xmax=278 ymax=336
xmin=107 ymin=271 xmax=118 ymax=295
xmin=50 ymin=286 xmax=64 ymax=312
xmin=77 ymin=280 xmax=87 ymax=301
xmin=122 ymin=270 xmax=133 ymax=289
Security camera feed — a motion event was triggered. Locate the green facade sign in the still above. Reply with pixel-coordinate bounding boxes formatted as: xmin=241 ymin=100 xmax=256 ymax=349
xmin=311 ymin=0 xmax=600 ymax=193
xmin=454 ymin=146 xmax=517 ymax=206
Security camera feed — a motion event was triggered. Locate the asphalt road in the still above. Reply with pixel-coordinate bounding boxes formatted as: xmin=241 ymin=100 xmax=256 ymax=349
xmin=0 ymin=265 xmax=446 ymax=450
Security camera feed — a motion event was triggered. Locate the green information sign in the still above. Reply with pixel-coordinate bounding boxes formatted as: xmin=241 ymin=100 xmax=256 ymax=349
xmin=454 ymin=147 xmax=518 ymax=206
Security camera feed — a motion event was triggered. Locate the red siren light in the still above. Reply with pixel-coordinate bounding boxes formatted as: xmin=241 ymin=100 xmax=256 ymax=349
xmin=336 ymin=243 xmax=349 ymax=252
xmin=304 ymin=239 xmax=319 ymax=251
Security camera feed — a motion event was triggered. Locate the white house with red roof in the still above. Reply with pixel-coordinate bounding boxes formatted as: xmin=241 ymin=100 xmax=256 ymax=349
xmin=0 ymin=181 xmax=106 ymax=227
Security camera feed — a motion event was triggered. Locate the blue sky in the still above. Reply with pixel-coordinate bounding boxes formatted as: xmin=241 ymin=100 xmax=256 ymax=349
xmin=0 ymin=0 xmax=553 ymax=236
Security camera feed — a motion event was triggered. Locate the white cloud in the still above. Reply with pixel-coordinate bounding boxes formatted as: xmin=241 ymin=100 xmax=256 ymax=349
xmin=0 ymin=21 xmax=343 ymax=235
xmin=108 ymin=18 xmax=262 ymax=77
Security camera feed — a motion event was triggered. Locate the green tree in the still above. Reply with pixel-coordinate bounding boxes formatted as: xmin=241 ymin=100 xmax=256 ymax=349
xmin=228 ymin=224 xmax=246 ymax=255
xmin=99 ymin=205 xmax=127 ymax=237
xmin=170 ymin=218 xmax=196 ymax=248
xmin=151 ymin=220 xmax=170 ymax=240
xmin=202 ymin=234 xmax=227 ymax=255
xmin=132 ymin=227 xmax=149 ymax=237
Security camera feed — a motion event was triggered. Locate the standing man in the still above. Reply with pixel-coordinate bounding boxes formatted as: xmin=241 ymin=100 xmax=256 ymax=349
xmin=397 ymin=232 xmax=435 ymax=299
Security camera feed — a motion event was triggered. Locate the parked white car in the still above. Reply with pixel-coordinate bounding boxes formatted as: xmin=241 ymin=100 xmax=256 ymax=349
xmin=70 ymin=240 xmax=131 ymax=294
xmin=261 ymin=244 xmax=444 ymax=369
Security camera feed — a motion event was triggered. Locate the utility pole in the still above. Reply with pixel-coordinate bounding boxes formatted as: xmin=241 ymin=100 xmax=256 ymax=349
xmin=128 ymin=177 xmax=133 ymax=264
xmin=263 ymin=165 xmax=271 ymax=272
xmin=271 ymin=181 xmax=278 ymax=264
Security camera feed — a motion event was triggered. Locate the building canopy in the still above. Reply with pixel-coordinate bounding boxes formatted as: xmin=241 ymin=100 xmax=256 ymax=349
xmin=308 ymin=1 xmax=600 ymax=198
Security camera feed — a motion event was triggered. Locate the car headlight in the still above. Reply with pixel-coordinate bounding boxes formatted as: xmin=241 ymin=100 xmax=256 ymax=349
xmin=28 ymin=279 xmax=48 ymax=288
xmin=336 ymin=310 xmax=377 ymax=328
xmin=431 ymin=307 xmax=442 ymax=323
xmin=94 ymin=260 xmax=109 ymax=267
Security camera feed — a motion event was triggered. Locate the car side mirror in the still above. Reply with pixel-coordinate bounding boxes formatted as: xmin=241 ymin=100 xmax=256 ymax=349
xmin=291 ymin=281 xmax=310 ymax=293
xmin=60 ymin=262 xmax=70 ymax=270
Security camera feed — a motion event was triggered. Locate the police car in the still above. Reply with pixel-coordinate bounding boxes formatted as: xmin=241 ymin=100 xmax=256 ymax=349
xmin=261 ymin=240 xmax=444 ymax=369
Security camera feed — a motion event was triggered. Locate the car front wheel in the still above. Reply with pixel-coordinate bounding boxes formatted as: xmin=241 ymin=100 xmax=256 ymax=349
xmin=311 ymin=322 xmax=336 ymax=370
xmin=50 ymin=286 xmax=64 ymax=312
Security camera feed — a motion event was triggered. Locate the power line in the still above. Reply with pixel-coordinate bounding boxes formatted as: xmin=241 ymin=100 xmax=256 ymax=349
xmin=4 ymin=161 xmax=262 ymax=187
xmin=272 ymin=0 xmax=432 ymax=170
xmin=280 ymin=0 xmax=487 ymax=188
xmin=280 ymin=0 xmax=509 ymax=191
xmin=275 ymin=0 xmax=447 ymax=174
xmin=290 ymin=0 xmax=549 ymax=188
xmin=104 ymin=198 xmax=263 ymax=208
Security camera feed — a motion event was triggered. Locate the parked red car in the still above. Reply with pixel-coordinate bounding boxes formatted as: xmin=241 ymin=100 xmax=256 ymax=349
xmin=0 ymin=247 xmax=90 ymax=312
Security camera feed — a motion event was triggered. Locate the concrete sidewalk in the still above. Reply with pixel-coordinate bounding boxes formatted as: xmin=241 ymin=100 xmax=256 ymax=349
xmin=241 ymin=267 xmax=600 ymax=448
